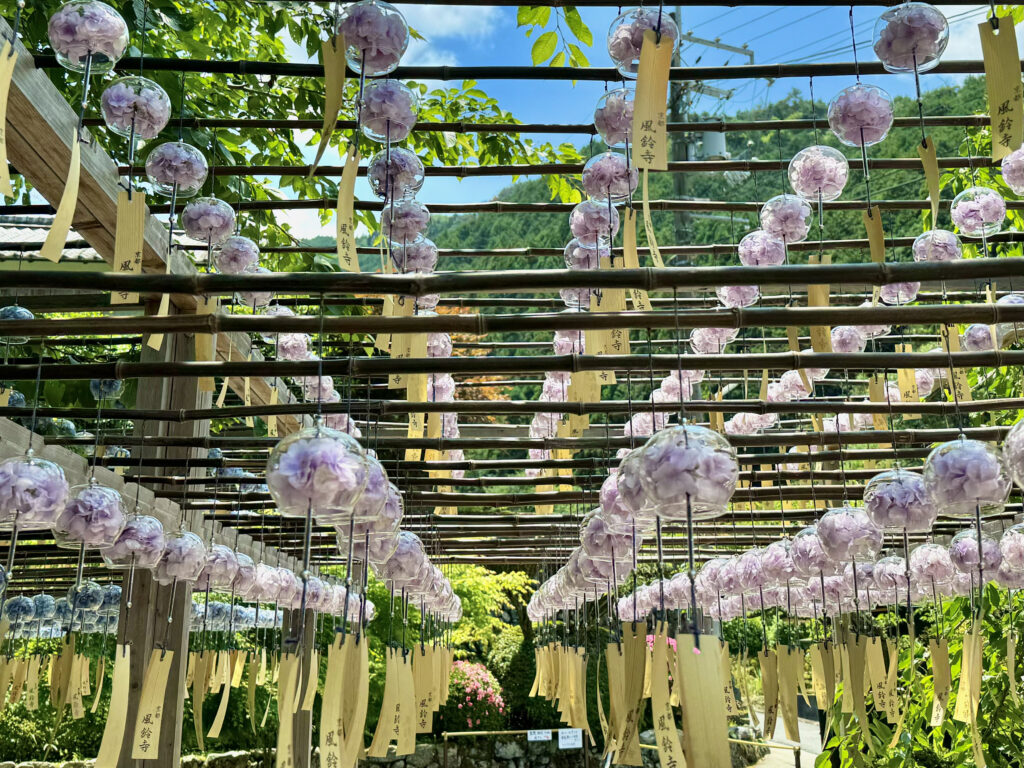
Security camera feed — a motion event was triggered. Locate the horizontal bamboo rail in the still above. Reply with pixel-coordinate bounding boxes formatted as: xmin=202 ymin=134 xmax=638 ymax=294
xmin=119 ymin=155 xmax=997 ymax=179
xmin=34 ymin=56 xmax=1010 ymax=82
xmin=3 ymin=259 xmax=1022 ymax=295
xmin=0 ymin=349 xmax=1018 ymax=380
xmin=4 ymin=302 xmax=1024 ymax=337
xmin=7 ymin=197 xmax=1024 ymax=217
xmin=8 ymin=395 xmax=1024 ymax=425
xmin=81 ymin=114 xmax=992 ymax=135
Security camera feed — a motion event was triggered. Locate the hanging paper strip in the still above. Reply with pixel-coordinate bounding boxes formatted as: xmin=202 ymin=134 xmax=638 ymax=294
xmin=145 ymin=259 xmax=173 ymax=352
xmin=675 ymin=634 xmax=732 ymax=768
xmin=721 ymin=641 xmax=737 ymax=717
xmin=311 ymin=35 xmax=348 ymax=174
xmin=917 ymin=137 xmax=940 ymax=226
xmin=40 ymin=133 xmax=81 ymax=263
xmin=247 ymin=654 xmax=259 ymax=734
xmin=805 ymin=253 xmax=832 ymax=352
xmin=979 ymin=17 xmax=1023 ymax=160
xmin=369 ymin=649 xmax=400 ymax=757
xmin=896 ymin=345 xmax=921 ymax=421
xmin=650 ymin=627 xmax=685 ymax=767
xmin=340 ymin=635 xmax=370 ymax=768
xmin=111 ymin=190 xmax=147 ymax=305
xmin=195 ymin=296 xmax=219 ymax=393
xmin=95 ymin=646 xmax=131 ymax=768
xmin=631 ymin=30 xmax=671 ymax=172
xmin=0 ymin=41 xmax=17 ymax=199
xmin=192 ymin=651 xmax=210 ymax=752
xmin=615 ymin=624 xmax=647 ymax=766
xmin=337 ymin=144 xmax=361 ymax=272
xmin=940 ymin=325 xmax=973 ymax=402
xmin=132 ymin=649 xmax=175 ymax=759
xmin=758 ymin=648 xmax=779 ymax=739
xmin=777 ymin=646 xmax=801 ymax=741
xmin=276 ymin=654 xmax=300 ymax=768
xmin=929 ymin=638 xmax=951 ymax=726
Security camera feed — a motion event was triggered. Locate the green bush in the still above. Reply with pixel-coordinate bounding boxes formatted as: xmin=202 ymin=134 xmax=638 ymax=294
xmin=487 ymin=625 xmax=561 ymax=730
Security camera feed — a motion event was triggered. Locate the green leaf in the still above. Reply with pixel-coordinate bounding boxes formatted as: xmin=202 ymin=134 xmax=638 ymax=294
xmin=549 ymin=51 xmax=566 ymax=68
xmin=517 ymin=6 xmax=551 ymax=28
xmin=567 ymin=42 xmax=589 ymax=67
xmin=564 ymin=7 xmax=592 ymax=46
xmin=531 ymin=31 xmax=557 ymax=65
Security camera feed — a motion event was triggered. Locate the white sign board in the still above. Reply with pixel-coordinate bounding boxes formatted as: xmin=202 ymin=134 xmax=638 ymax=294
xmin=558 ymin=728 xmax=583 ymax=749
xmin=527 ymin=729 xmax=552 ymax=742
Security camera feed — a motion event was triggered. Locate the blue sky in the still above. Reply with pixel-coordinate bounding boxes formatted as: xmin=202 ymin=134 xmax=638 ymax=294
xmin=282 ymin=3 xmax=1006 ymax=237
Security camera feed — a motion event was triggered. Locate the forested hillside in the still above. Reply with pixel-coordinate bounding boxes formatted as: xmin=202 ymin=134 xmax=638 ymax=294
xmin=431 ymin=78 xmax=991 ymax=269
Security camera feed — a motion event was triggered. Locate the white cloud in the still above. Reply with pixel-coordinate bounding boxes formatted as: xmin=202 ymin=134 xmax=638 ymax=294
xmin=941 ymin=7 xmax=1024 ymax=63
xmin=400 ymin=5 xmax=503 ymax=40
xmin=275 ymin=208 xmax=333 ymax=240
xmin=403 ymin=37 xmax=459 ymax=67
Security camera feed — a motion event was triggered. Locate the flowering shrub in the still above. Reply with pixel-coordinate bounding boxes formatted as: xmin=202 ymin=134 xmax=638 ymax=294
xmin=439 ymin=661 xmax=507 ymax=732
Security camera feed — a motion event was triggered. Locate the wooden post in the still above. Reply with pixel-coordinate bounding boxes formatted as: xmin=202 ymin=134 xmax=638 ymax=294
xmin=116 ymin=304 xmax=210 ymax=768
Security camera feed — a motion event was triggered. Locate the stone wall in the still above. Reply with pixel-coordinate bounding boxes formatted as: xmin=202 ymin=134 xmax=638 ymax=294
xmin=0 ymin=728 xmax=769 ymax=768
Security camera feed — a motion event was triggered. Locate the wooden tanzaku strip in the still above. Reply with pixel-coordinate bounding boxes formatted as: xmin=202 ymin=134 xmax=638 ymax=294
xmin=49 ymin=425 xmax=1012 ymax=451
xmin=3 ymin=302 xmax=1024 ymax=338
xmin=9 ymin=196 xmax=1024 ymax=217
xmin=5 ymin=349 xmax=1024 ymax=381
xmin=82 ymin=114 xmax=993 ymax=135
xmin=34 ymin=56 xmax=1013 ymax=82
xmin=119 ymin=155 xmax=1000 ymax=178
xmin=4 ymin=258 xmax=1024 ymax=296
xmin=12 ymin=394 xmax=1024 ymax=425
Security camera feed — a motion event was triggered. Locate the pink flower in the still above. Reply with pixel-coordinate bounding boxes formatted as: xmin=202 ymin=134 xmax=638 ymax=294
xmin=689 ymin=326 xmax=738 ymax=354
xmin=830 ymin=325 xmax=866 ymax=353
xmin=951 ymin=187 xmax=1005 ymax=237
xmin=817 ymin=506 xmax=882 ymax=562
xmin=912 ymin=229 xmax=961 ymax=262
xmin=582 ymin=151 xmax=638 ymax=201
xmin=570 ymin=200 xmax=619 ymax=245
xmin=961 ymin=323 xmax=994 ymax=352
xmin=828 ymin=83 xmax=894 ymax=147
xmin=923 ymin=438 xmax=1010 ymax=515
xmin=215 ymin=236 xmax=260 ymax=275
xmin=180 ymin=197 xmax=235 ymax=245
xmin=1002 ymin=147 xmax=1024 ymax=194
xmin=359 ymin=80 xmax=418 ymax=142
xmin=760 ymin=194 xmax=812 ymax=243
xmin=716 ymin=284 xmax=760 ymax=308
xmin=863 ymin=469 xmax=935 ymax=532
xmin=337 ymin=0 xmax=409 ymax=76
xmin=608 ymin=7 xmax=679 ymax=76
xmin=48 ymin=1 xmax=129 ymax=71
xmin=100 ymin=76 xmax=171 ymax=139
xmin=873 ymin=3 xmax=948 ymax=73
xmin=381 ymin=199 xmax=429 ymax=244
xmin=737 ymin=229 xmax=786 ymax=266
xmin=788 ymin=145 xmax=849 ymax=201
xmin=368 ymin=147 xmax=424 ymax=200
xmin=145 ymin=141 xmax=208 ymax=197
xmin=390 ymin=238 xmax=438 ymax=273
xmin=594 ymin=88 xmax=634 ymax=146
